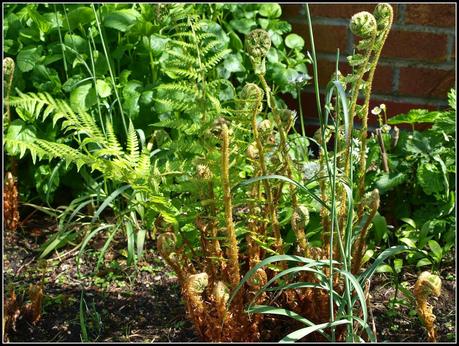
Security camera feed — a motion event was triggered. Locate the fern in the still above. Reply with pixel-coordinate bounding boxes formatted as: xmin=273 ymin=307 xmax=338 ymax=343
xmin=7 ymin=91 xmax=176 ymax=222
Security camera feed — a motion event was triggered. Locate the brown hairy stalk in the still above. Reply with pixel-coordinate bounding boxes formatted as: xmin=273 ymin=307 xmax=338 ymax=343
xmin=4 ymin=172 xmax=20 ymax=233
xmin=414 ymin=271 xmax=442 ymax=342
xmin=352 ymin=189 xmax=380 ymax=274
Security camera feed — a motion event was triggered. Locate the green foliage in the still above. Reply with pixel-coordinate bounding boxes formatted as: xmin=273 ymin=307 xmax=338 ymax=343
xmin=366 ymin=89 xmax=456 ymax=270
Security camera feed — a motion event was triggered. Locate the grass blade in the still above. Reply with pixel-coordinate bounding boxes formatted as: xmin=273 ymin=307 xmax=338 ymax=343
xmin=247 ymin=305 xmax=330 ymax=339
xmin=91 ymin=184 xmax=131 ymax=222
xmin=280 ymin=319 xmax=351 ymax=343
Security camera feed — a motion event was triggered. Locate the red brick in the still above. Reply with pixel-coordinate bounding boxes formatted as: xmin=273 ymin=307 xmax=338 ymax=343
xmin=283 ymin=91 xmax=444 ymax=134
xmin=292 ymin=23 xmax=347 ymax=54
xmin=381 ymin=30 xmax=448 ymax=62
xmin=399 ymin=67 xmax=455 ymax=98
xmin=372 ymin=65 xmax=393 ymax=94
xmin=308 ymin=4 xmax=399 ymax=22
xmin=405 ymin=4 xmax=455 ymax=28
xmin=316 ymin=60 xmax=393 ymax=92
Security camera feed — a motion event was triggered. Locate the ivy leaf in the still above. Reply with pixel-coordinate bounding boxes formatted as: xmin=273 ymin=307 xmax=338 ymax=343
xmin=103 ymin=9 xmax=141 ymax=32
xmin=223 ymin=53 xmax=245 ymax=73
xmin=16 ymin=45 xmax=43 ymax=72
xmin=229 ymin=18 xmax=256 ymax=35
xmin=285 ymin=33 xmax=304 ymax=50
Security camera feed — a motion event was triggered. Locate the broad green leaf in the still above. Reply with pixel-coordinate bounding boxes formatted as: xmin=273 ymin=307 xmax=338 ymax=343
xmin=361 ymin=249 xmax=374 ymax=266
xmin=375 ymin=264 xmax=393 ymax=273
xmin=375 ymin=172 xmax=407 ymax=194
xmin=399 ymin=237 xmax=416 ymax=248
xmin=388 ymin=109 xmax=441 ymax=125
xmin=229 ymin=18 xmax=256 ymax=35
xmin=428 ymin=240 xmax=443 ymax=262
xmin=136 ymin=228 xmax=147 ymax=259
xmin=285 ymin=33 xmax=304 ymax=49
xmin=394 ymin=258 xmax=403 ymax=273
xmin=372 ymin=212 xmax=388 ymax=243
xmin=259 ymin=4 xmax=282 ymax=18
xmin=16 ymin=46 xmax=42 ymax=72
xmin=103 ymin=9 xmax=141 ymax=32
xmin=4 ymin=119 xmax=37 ymax=157
xmin=64 ymin=33 xmax=88 ymax=54
xmin=122 ymin=80 xmax=143 ymax=118
xmin=401 ymin=217 xmax=416 ymax=229
xmin=416 ymin=258 xmax=432 ymax=267
xmin=417 ymin=162 xmax=444 ymax=196
xmin=229 ymin=30 xmax=243 ymax=51
xmin=70 ymin=82 xmax=96 ymax=111
xmin=96 ymin=79 xmax=112 ymax=98
xmin=223 ymin=53 xmax=245 ymax=73
xmin=65 ymin=7 xmax=95 ymax=31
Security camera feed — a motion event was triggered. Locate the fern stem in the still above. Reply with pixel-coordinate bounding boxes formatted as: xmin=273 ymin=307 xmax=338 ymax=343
xmin=357 ymin=15 xmax=393 ymax=220
xmin=221 ymin=124 xmax=240 ymax=289
xmin=251 ymin=79 xmax=283 ymax=254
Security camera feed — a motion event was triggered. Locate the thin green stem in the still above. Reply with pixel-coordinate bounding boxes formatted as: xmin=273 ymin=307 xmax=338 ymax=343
xmin=91 ymin=3 xmax=128 ymax=136
xmin=54 ymin=5 xmax=68 ymax=81
xmin=305 ymin=5 xmax=322 ymax=120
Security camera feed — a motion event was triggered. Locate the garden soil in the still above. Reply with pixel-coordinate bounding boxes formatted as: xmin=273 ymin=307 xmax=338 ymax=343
xmin=3 ymin=217 xmax=456 ymax=342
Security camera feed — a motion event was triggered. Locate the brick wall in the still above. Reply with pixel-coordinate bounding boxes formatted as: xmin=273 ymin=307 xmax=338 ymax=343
xmin=280 ymin=3 xmax=456 ymax=131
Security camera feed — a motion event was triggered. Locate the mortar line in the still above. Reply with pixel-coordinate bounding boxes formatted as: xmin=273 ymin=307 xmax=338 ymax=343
xmin=301 ymin=85 xmax=449 ymax=107
xmin=290 ymin=17 xmax=455 ymax=34
xmin=392 ymin=67 xmax=400 ymax=95
xmin=397 ymin=4 xmax=406 ymax=25
xmin=316 ymin=52 xmax=455 ymax=70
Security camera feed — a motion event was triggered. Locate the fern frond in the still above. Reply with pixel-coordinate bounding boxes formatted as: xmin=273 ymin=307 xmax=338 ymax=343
xmin=136 ymin=149 xmax=152 ymax=179
xmin=201 ymin=39 xmax=223 ymax=55
xmin=196 ymin=32 xmax=216 ymax=41
xmin=166 ymin=49 xmax=198 ymax=66
xmin=203 ymin=49 xmax=231 ymax=71
xmin=168 ymin=40 xmax=195 ymax=50
xmin=166 ymin=67 xmax=200 ymax=80
xmin=34 ymin=139 xmax=93 ymax=171
xmin=105 ymin=120 xmax=124 ymax=158
xmin=126 ymin=120 xmax=140 ymax=165
xmin=4 ymin=138 xmax=50 ymax=164
xmin=154 ymin=98 xmax=192 ymax=112
xmin=156 ymin=83 xmax=199 ymax=97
